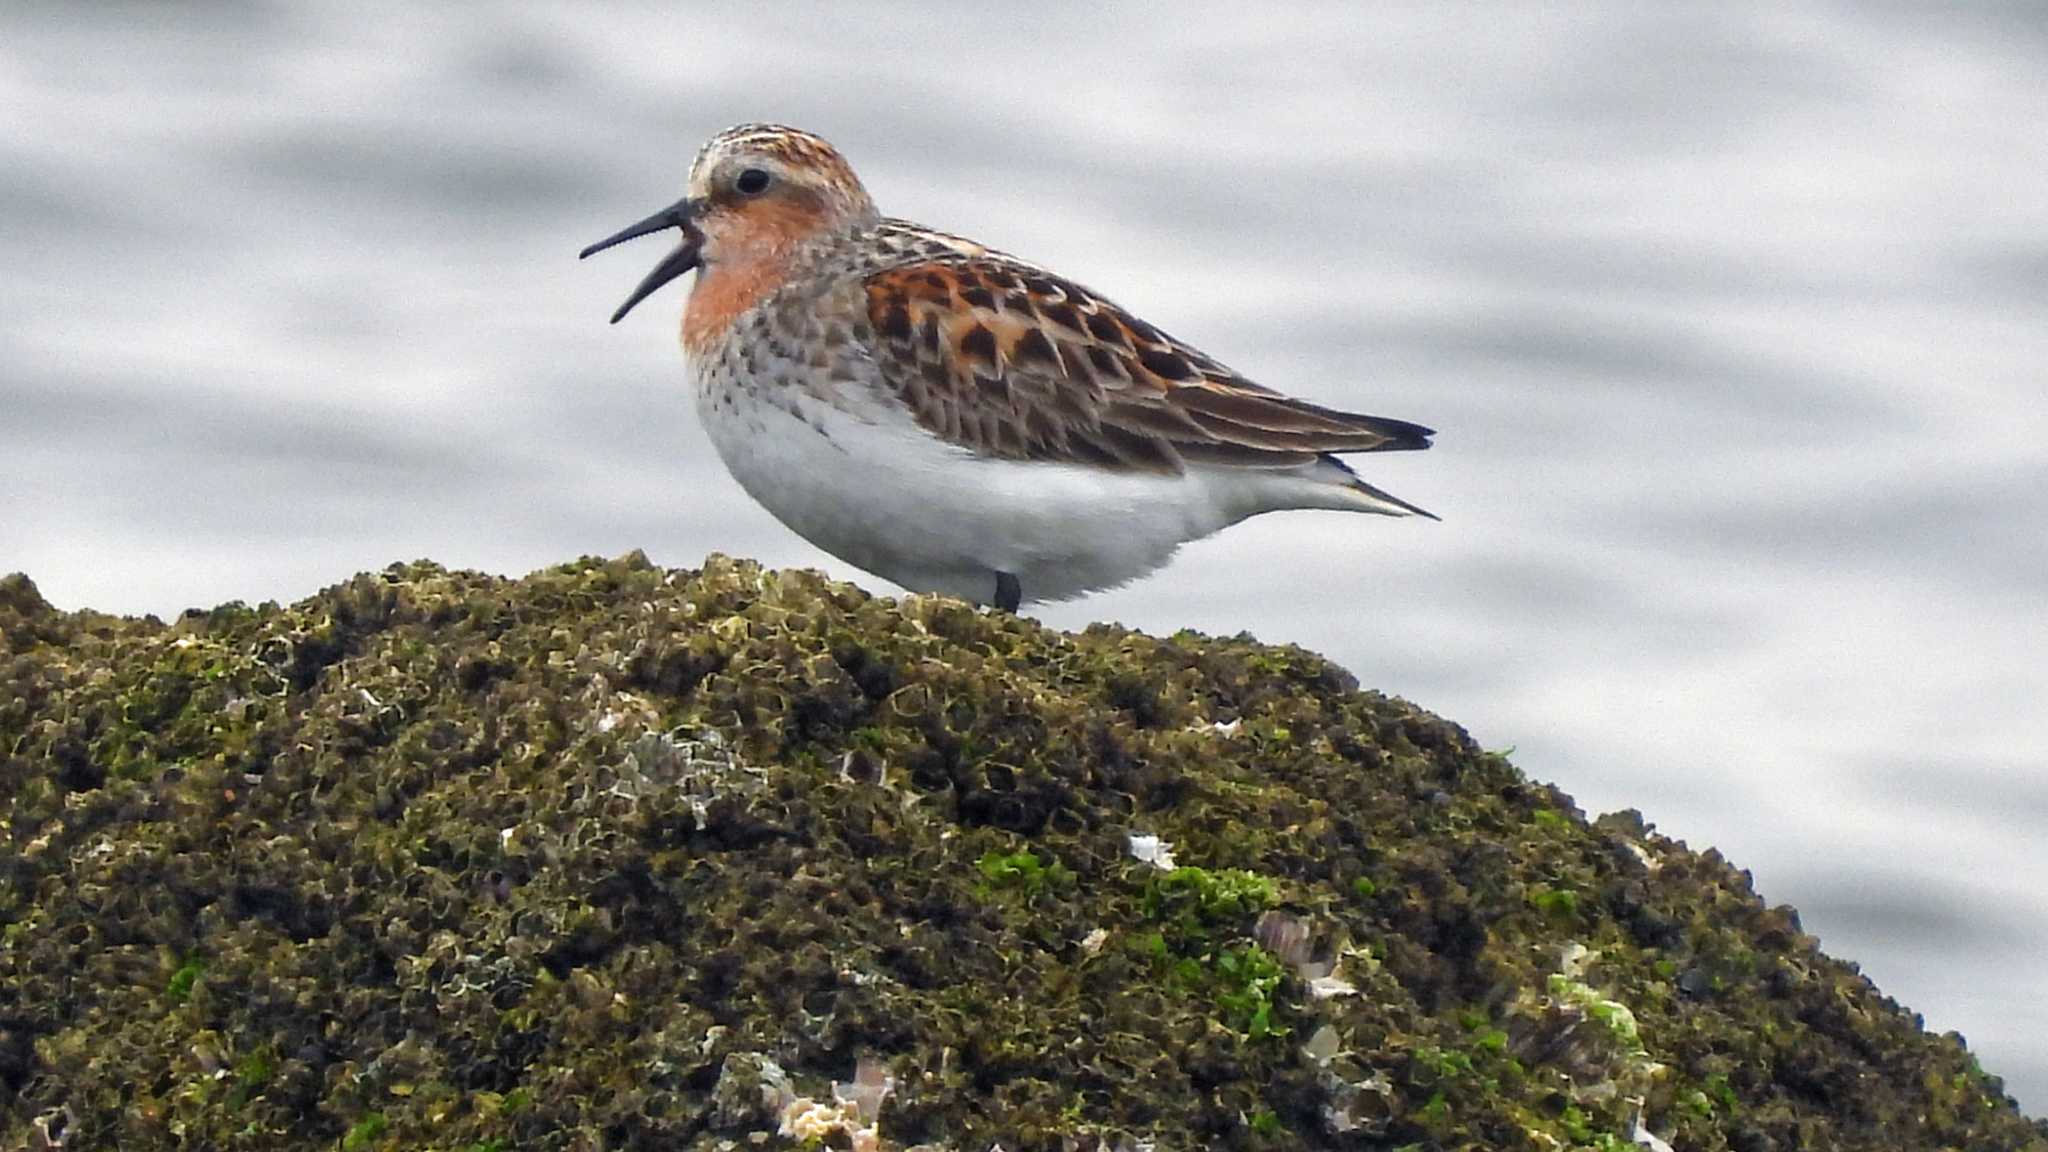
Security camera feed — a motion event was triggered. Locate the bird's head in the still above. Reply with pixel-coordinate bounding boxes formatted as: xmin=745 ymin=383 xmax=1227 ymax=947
xmin=580 ymin=124 xmax=877 ymax=323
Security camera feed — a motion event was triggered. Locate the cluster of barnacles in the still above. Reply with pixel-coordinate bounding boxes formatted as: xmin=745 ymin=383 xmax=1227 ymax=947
xmin=773 ymin=1055 xmax=897 ymax=1151
xmin=589 ymin=723 xmax=770 ymax=828
xmin=1249 ymin=910 xmax=1395 ymax=1136
xmin=1117 ymin=835 xmax=1379 ymax=1136
xmin=1252 ymin=909 xmax=1360 ymax=1002
xmin=1508 ymin=944 xmax=1674 ymax=1150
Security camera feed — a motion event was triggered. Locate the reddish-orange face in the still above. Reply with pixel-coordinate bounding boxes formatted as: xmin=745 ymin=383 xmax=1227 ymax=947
xmin=684 ymin=125 xmax=875 ymax=268
xmin=579 ymin=124 xmax=876 ymax=336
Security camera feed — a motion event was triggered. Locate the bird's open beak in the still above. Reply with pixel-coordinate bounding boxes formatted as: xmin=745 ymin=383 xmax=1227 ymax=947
xmin=579 ymin=196 xmax=705 ymax=324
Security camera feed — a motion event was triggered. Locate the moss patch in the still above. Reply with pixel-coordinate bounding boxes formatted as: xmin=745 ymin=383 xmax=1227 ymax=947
xmin=0 ymin=557 xmax=2041 ymax=1150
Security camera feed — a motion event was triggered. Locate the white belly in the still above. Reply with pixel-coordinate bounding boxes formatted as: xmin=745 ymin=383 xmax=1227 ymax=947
xmin=691 ymin=369 xmax=1265 ymax=604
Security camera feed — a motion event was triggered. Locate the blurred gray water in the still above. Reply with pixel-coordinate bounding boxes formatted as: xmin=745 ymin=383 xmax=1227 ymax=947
xmin=4 ymin=1 xmax=2044 ymax=1109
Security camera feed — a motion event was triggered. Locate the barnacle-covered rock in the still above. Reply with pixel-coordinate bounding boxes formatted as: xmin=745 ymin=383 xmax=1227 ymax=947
xmin=0 ymin=557 xmax=2041 ymax=1151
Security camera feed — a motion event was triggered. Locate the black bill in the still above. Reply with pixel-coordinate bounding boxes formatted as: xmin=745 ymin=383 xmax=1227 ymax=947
xmin=579 ymin=196 xmax=704 ymax=324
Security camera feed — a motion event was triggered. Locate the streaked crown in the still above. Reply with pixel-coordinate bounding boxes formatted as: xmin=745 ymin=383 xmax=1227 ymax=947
xmin=686 ymin=123 xmax=877 ymax=226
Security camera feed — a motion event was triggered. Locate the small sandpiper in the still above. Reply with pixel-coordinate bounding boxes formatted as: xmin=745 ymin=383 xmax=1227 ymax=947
xmin=582 ymin=124 xmax=1436 ymax=611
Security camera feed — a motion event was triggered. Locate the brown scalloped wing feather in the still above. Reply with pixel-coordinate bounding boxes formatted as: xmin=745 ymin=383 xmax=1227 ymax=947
xmin=863 ymin=255 xmax=1432 ymax=473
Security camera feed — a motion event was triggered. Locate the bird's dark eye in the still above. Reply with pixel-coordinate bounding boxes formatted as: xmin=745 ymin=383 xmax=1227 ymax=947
xmin=734 ymin=168 xmax=771 ymax=195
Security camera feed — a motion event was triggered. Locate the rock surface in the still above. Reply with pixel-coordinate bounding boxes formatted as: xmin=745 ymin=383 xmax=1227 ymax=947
xmin=1 ymin=555 xmax=2042 ymax=1151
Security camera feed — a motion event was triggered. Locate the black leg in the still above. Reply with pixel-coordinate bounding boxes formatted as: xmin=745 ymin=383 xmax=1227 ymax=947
xmin=994 ymin=571 xmax=1022 ymax=613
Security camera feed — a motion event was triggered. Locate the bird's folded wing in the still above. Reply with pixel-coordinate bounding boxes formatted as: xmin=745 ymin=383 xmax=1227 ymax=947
xmin=863 ymin=254 xmax=1433 ymax=474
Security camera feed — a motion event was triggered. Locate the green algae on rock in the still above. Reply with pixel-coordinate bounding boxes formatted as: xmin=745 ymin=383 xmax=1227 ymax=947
xmin=0 ymin=557 xmax=2042 ymax=1151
